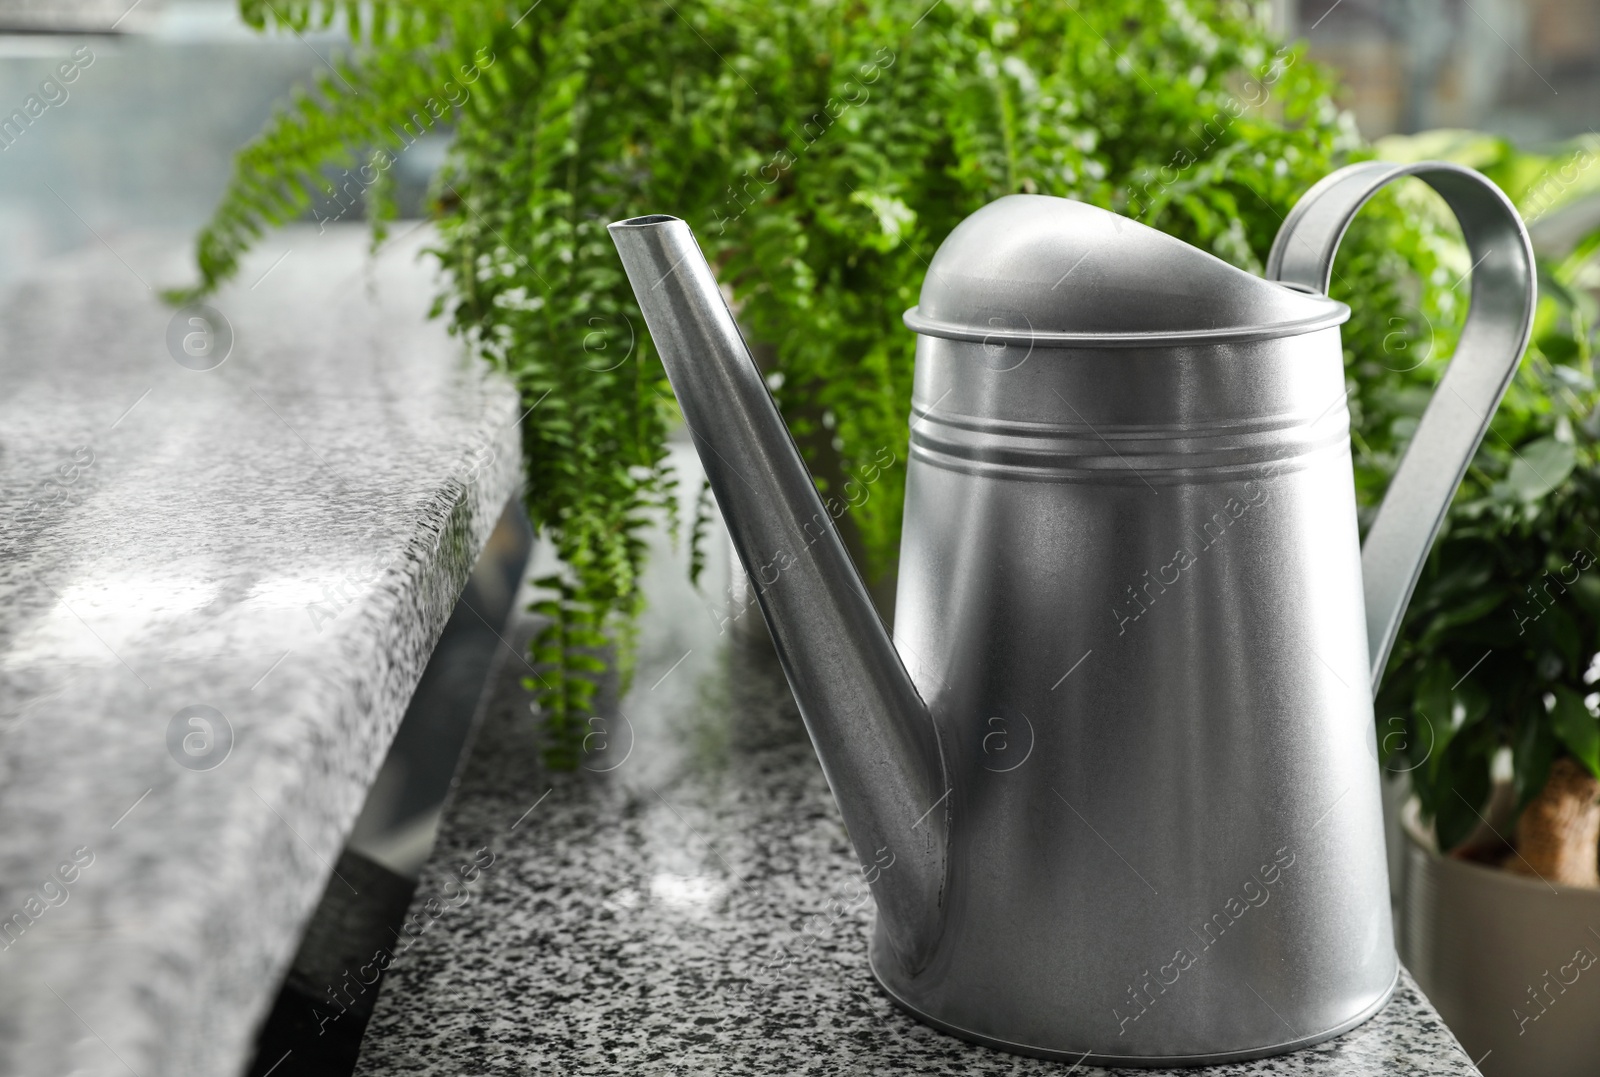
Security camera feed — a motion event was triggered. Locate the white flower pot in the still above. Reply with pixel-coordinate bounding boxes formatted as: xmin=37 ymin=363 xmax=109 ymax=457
xmin=1400 ymin=802 xmax=1600 ymax=1076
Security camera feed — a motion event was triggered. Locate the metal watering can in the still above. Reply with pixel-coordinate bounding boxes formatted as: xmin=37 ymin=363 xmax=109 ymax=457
xmin=608 ymin=161 xmax=1534 ymax=1066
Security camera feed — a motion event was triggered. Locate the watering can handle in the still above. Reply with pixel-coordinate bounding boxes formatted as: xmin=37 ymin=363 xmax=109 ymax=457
xmin=1266 ymin=161 xmax=1536 ymax=696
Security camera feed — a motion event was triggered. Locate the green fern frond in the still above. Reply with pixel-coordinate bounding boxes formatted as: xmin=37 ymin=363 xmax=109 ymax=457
xmin=184 ymin=0 xmax=1436 ymax=771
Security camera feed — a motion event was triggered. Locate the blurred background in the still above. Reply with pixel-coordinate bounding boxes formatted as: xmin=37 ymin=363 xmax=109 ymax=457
xmin=0 ymin=0 xmax=1593 ymax=291
xmin=1288 ymin=0 xmax=1598 ymax=138
xmin=0 ymin=0 xmax=442 ymax=289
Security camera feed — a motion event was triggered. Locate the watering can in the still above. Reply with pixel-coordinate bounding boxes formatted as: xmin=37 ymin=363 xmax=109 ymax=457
xmin=608 ymin=161 xmax=1534 ymax=1066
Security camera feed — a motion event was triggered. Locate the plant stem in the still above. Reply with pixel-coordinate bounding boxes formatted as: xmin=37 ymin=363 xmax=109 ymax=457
xmin=1509 ymin=758 xmax=1600 ymax=887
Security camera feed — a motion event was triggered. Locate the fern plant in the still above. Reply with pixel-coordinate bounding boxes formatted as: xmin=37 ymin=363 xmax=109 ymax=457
xmin=181 ymin=0 xmax=1441 ymax=768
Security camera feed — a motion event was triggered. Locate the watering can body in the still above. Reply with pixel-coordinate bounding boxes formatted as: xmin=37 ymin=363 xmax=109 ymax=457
xmin=609 ymin=161 xmax=1535 ymax=1065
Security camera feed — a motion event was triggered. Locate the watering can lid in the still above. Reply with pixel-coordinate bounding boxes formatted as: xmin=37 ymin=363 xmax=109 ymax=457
xmin=902 ymin=195 xmax=1349 ymax=348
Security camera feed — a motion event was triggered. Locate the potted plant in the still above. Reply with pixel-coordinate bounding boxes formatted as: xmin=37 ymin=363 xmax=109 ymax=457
xmin=181 ymin=0 xmax=1447 ymax=770
xmin=1360 ymin=131 xmax=1600 ymax=1077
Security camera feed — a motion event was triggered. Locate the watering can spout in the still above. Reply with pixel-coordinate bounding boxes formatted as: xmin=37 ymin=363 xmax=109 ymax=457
xmin=608 ymin=214 xmax=949 ymax=969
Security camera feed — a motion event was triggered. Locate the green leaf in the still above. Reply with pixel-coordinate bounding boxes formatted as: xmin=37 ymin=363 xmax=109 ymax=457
xmin=1417 ymin=589 xmax=1505 ymax=645
xmin=1551 ymin=686 xmax=1600 ymax=778
xmin=1505 ymin=437 xmax=1577 ymax=501
xmin=1537 ymin=332 xmax=1581 ymax=364
xmin=1432 ymin=738 xmax=1493 ymax=852
xmin=1513 ymin=712 xmax=1557 ymax=812
xmin=1535 ymin=601 xmax=1584 ymax=676
xmin=1572 ymin=572 xmax=1600 ymax=618
xmin=1414 ymin=660 xmax=1459 ymax=765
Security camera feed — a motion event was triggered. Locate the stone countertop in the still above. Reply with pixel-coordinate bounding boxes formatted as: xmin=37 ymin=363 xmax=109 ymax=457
xmin=353 ymin=449 xmax=1477 ymax=1077
xmin=0 ymin=225 xmax=521 ymax=1077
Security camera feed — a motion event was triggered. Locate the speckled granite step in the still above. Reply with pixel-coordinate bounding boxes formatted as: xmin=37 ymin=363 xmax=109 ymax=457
xmin=0 ymin=225 xmax=521 ymax=1077
xmin=352 ymin=451 xmax=1477 ymax=1077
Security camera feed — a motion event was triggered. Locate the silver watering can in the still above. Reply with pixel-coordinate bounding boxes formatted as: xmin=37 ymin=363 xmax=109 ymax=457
xmin=608 ymin=161 xmax=1534 ymax=1066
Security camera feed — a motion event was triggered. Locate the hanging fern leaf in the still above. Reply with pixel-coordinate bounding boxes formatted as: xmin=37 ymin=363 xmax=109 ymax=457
xmin=182 ymin=0 xmax=1440 ymax=769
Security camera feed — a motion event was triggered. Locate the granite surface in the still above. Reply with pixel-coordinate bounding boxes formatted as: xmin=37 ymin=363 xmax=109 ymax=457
xmin=0 ymin=225 xmax=521 ymax=1077
xmin=354 ymin=450 xmax=1478 ymax=1077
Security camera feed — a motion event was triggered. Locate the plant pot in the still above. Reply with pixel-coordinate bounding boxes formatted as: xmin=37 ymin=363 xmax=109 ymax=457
xmin=1399 ymin=801 xmax=1600 ymax=1076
